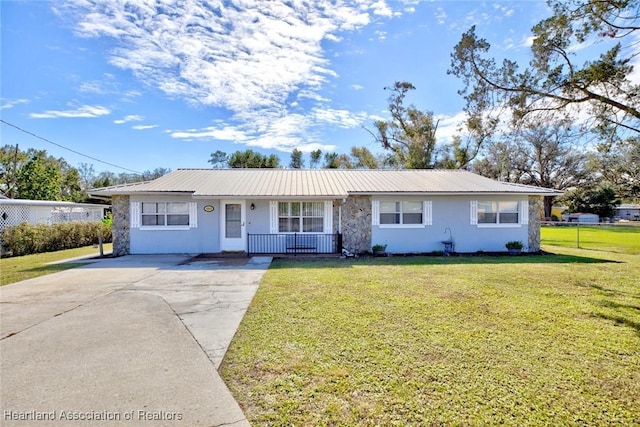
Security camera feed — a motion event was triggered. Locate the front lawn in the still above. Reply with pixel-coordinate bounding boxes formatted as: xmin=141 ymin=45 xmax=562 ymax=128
xmin=0 ymin=244 xmax=112 ymax=286
xmin=221 ymin=248 xmax=640 ymax=425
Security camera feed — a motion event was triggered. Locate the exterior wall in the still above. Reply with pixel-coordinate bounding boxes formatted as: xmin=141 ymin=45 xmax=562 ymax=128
xmin=129 ymin=195 xmax=220 ymax=254
xmin=112 ymin=195 xmax=130 ymax=256
xmin=370 ymin=195 xmax=531 ymax=254
xmin=528 ymin=196 xmax=543 ymax=252
xmin=119 ymin=193 xmax=541 ymax=255
xmin=246 ymin=200 xmax=270 ymax=234
xmin=341 ymin=195 xmax=372 ymax=254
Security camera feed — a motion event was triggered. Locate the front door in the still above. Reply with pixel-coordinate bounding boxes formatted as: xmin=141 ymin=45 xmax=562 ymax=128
xmin=220 ymin=200 xmax=246 ymax=251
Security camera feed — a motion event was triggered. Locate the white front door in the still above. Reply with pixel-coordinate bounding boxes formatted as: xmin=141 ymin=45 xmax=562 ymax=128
xmin=220 ymin=200 xmax=246 ymax=251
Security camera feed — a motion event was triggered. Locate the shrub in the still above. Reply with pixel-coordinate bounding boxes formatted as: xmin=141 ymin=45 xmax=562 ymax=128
xmin=1 ymin=221 xmax=112 ymax=257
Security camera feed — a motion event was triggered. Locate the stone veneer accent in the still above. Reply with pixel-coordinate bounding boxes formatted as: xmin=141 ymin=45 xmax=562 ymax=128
xmin=341 ymin=195 xmax=372 ymax=254
xmin=528 ymin=195 xmax=543 ymax=252
xmin=112 ymin=195 xmax=130 ymax=256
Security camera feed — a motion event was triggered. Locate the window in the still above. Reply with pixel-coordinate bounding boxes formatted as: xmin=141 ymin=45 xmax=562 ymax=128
xmin=477 ymin=201 xmax=520 ymax=224
xmin=380 ymin=201 xmax=423 ymax=225
xmin=141 ymin=202 xmax=189 ymax=226
xmin=278 ymin=202 xmax=324 ymax=233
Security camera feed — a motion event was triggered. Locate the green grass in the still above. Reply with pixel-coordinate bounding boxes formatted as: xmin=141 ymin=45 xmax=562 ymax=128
xmin=221 ymin=243 xmax=640 ymax=425
xmin=541 ymin=224 xmax=640 ymax=255
xmin=0 ymin=244 xmax=112 ymax=286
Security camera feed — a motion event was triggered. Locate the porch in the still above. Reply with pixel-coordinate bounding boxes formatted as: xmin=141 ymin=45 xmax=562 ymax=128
xmin=248 ymin=233 xmax=342 ymax=256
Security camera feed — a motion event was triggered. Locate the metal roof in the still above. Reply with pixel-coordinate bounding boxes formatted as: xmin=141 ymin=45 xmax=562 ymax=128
xmin=89 ymin=169 xmax=562 ymax=198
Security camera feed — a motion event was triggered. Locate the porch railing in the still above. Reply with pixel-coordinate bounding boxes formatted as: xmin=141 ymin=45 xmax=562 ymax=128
xmin=248 ymin=233 xmax=341 ymax=255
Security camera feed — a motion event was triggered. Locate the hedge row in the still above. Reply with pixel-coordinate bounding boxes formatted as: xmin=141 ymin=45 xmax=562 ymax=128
xmin=1 ymin=222 xmax=113 ymax=257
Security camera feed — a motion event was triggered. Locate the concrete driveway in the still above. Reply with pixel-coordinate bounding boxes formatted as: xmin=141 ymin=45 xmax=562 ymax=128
xmin=0 ymin=254 xmax=272 ymax=426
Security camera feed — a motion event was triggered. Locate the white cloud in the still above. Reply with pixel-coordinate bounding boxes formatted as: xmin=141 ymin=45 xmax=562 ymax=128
xmin=132 ymin=124 xmax=158 ymax=130
xmin=435 ymin=7 xmax=447 ymax=25
xmin=435 ymin=111 xmax=466 ymax=142
xmin=57 ymin=0 xmax=400 ymax=152
xmin=1 ymin=98 xmax=29 ymax=110
xmin=114 ymin=114 xmax=143 ymax=124
xmin=351 ymin=84 xmax=364 ymax=90
xmin=29 ymin=105 xmax=110 ymax=119
xmin=171 ymin=107 xmax=368 ymax=151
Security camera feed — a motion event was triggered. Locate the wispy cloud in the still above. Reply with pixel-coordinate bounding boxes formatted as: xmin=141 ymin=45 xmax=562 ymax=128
xmin=1 ymin=98 xmax=30 ymax=110
xmin=435 ymin=7 xmax=447 ymax=25
xmin=29 ymin=105 xmax=110 ymax=119
xmin=114 ymin=115 xmax=143 ymax=124
xmin=170 ymin=107 xmax=368 ymax=151
xmin=56 ymin=0 xmax=398 ymax=151
xmin=132 ymin=124 xmax=158 ymax=130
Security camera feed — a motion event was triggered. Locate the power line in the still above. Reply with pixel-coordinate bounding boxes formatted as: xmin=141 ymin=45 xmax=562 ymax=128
xmin=0 ymin=119 xmax=143 ymax=175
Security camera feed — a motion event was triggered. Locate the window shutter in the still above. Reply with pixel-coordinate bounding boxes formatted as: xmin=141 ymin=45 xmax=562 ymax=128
xmin=470 ymin=200 xmax=478 ymax=225
xmin=189 ymin=202 xmax=198 ymax=228
xmin=520 ymin=199 xmax=529 ymax=225
xmin=269 ymin=201 xmax=278 ymax=234
xmin=423 ymin=200 xmax=432 ymax=226
xmin=372 ymin=200 xmax=380 ymax=226
xmin=130 ymin=201 xmax=141 ymax=228
xmin=324 ymin=200 xmax=333 ymax=234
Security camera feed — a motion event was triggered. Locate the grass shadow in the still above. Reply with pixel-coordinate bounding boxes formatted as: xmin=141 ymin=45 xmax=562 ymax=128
xmin=24 ymin=263 xmax=86 ymax=274
xmin=593 ymin=312 xmax=640 ymax=337
xmin=269 ymin=251 xmax=621 ymax=269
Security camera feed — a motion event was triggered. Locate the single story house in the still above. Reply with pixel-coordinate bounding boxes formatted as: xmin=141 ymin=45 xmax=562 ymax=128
xmin=0 ymin=199 xmax=108 ymax=234
xmin=615 ymin=204 xmax=640 ymax=221
xmin=89 ymin=169 xmax=561 ymax=256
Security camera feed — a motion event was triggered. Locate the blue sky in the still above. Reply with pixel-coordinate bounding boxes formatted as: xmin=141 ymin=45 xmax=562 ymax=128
xmin=1 ymin=0 xmax=551 ymax=175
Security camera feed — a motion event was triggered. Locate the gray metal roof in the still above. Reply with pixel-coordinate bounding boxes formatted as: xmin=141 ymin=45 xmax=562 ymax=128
xmin=90 ymin=169 xmax=562 ymax=198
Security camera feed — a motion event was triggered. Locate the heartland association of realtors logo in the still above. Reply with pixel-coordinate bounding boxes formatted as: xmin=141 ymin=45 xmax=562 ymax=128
xmin=3 ymin=409 xmax=183 ymax=422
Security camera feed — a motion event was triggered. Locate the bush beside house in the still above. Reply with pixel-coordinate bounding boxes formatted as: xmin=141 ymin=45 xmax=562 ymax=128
xmin=1 ymin=221 xmax=112 ymax=257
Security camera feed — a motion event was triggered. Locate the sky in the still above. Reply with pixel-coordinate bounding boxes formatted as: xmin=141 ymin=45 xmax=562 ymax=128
xmin=1 ymin=0 xmax=553 ymax=176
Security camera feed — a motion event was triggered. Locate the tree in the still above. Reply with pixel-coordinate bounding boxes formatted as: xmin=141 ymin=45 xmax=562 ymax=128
xmin=350 ymin=146 xmax=379 ymax=169
xmin=561 ymin=186 xmax=621 ymax=219
xmin=208 ymin=150 xmax=228 ymax=168
xmin=310 ymin=149 xmax=322 ymax=169
xmin=16 ymin=152 xmax=61 ymax=200
xmin=592 ymin=137 xmax=640 ymax=201
xmin=473 ymin=118 xmax=590 ymax=218
xmin=289 ymin=148 xmax=304 ymax=169
xmin=227 ymin=150 xmax=280 ymax=168
xmin=141 ymin=167 xmax=171 ymax=181
xmin=78 ymin=162 xmax=95 ymax=192
xmin=449 ymin=1 xmax=640 ymax=139
xmin=323 ymin=152 xmax=340 ymax=169
xmin=0 ymin=144 xmax=27 ymax=198
xmin=58 ymin=159 xmax=84 ymax=202
xmin=370 ymin=81 xmax=439 ymax=169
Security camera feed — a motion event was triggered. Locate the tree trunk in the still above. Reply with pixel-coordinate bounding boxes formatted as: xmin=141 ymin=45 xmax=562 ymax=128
xmin=543 ymin=196 xmax=555 ymax=220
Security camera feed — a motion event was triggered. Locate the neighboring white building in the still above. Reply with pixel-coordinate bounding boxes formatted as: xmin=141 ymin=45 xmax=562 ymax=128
xmin=0 ymin=199 xmax=109 ymax=233
xmin=90 ymin=169 xmax=561 ymax=256
xmin=564 ymin=213 xmax=600 ymax=223
xmin=615 ymin=204 xmax=640 ymax=221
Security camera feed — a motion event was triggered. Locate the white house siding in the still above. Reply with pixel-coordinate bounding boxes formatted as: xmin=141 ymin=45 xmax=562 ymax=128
xmin=371 ymin=195 xmax=531 ymax=254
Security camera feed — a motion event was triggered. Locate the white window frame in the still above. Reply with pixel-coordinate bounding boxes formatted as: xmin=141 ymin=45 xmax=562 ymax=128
xmin=131 ymin=201 xmax=197 ymax=230
xmin=471 ymin=200 xmax=528 ymax=228
xmin=273 ymin=201 xmax=330 ymax=234
xmin=372 ymin=200 xmax=432 ymax=228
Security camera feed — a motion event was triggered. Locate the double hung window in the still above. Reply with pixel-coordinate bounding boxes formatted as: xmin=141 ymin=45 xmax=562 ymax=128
xmin=380 ymin=201 xmax=423 ymax=225
xmin=477 ymin=201 xmax=519 ymax=224
xmin=141 ymin=202 xmax=190 ymax=226
xmin=278 ymin=202 xmax=324 ymax=233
